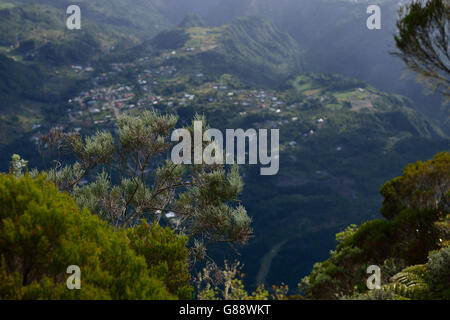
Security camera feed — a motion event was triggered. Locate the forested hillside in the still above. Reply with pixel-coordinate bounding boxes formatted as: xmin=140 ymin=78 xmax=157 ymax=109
xmin=165 ymin=16 xmax=302 ymax=85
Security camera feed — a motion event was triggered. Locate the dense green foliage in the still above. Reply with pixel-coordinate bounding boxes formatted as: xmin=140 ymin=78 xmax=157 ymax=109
xmin=302 ymin=152 xmax=450 ymax=299
xmin=162 ymin=16 xmax=302 ymax=86
xmin=217 ymin=16 xmax=302 ymax=84
xmin=348 ymin=244 xmax=450 ymax=300
xmin=0 ymin=3 xmax=102 ymax=64
xmin=0 ymin=3 xmax=64 ymax=46
xmin=0 ymin=53 xmax=49 ymax=145
xmin=9 ymin=0 xmax=170 ymax=39
xmin=380 ymin=151 xmax=449 ymax=220
xmin=178 ymin=13 xmax=206 ymax=29
xmin=32 ymin=32 xmax=101 ymax=65
xmin=151 ymin=28 xmax=190 ymax=51
xmin=0 ymin=54 xmax=42 ymax=100
xmin=127 ymin=220 xmax=193 ymax=299
xmin=0 ymin=173 xmax=192 ymax=299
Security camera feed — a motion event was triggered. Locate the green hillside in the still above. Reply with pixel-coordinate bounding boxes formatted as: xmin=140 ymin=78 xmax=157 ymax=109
xmin=0 ymin=54 xmax=42 ymax=100
xmin=156 ymin=16 xmax=302 ymax=85
xmin=0 ymin=0 xmax=170 ymax=147
xmin=0 ymin=3 xmax=115 ymax=65
xmin=0 ymin=54 xmax=45 ymax=145
xmin=178 ymin=13 xmax=206 ymax=28
xmin=204 ymin=0 xmax=448 ymax=130
xmin=301 ymin=152 xmax=449 ymax=300
xmin=217 ymin=16 xmax=302 ymax=84
xmin=10 ymin=0 xmax=170 ymax=37
xmin=0 ymin=0 xmax=175 ymax=65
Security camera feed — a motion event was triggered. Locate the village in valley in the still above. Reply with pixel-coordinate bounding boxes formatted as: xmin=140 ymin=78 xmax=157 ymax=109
xmin=29 ymin=43 xmax=388 ymax=158
xmin=25 ymin=21 xmax=396 ymax=159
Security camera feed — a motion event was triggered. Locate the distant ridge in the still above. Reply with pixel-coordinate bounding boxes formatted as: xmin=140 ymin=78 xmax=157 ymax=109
xmin=178 ymin=13 xmax=207 ymax=28
xmin=215 ymin=15 xmax=302 ymax=84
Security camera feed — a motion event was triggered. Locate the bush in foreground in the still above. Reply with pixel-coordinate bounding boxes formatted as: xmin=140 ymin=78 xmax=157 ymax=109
xmin=0 ymin=173 xmax=192 ymax=300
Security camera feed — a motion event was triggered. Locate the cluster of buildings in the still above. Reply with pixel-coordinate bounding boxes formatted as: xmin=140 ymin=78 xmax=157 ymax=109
xmin=33 ymin=46 xmax=336 ymax=154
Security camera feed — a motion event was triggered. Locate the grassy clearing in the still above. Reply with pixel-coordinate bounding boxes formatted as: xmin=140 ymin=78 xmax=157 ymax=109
xmin=334 ymin=90 xmax=367 ymax=101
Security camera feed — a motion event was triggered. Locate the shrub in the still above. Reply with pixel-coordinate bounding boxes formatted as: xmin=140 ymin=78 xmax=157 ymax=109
xmin=127 ymin=221 xmax=193 ymax=299
xmin=0 ymin=173 xmax=183 ymax=300
xmin=426 ymin=246 xmax=450 ymax=299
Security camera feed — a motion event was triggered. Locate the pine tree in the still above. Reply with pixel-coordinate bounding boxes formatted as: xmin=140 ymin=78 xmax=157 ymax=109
xmin=38 ymin=110 xmax=253 ymax=260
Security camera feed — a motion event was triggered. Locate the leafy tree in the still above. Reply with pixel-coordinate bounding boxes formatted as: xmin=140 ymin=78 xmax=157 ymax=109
xmin=346 ymin=264 xmax=428 ymax=300
xmin=426 ymin=245 xmax=450 ymax=298
xmin=39 ymin=110 xmax=252 ymax=260
xmin=380 ymin=151 xmax=449 ymax=220
xmin=382 ymin=264 xmax=429 ymax=299
xmin=0 ymin=173 xmax=190 ymax=300
xmin=349 ymin=244 xmax=450 ymax=300
xmin=301 ymin=152 xmax=449 ymax=300
xmin=393 ymin=0 xmax=450 ymax=98
xmin=127 ymin=220 xmax=193 ymax=299
xmin=9 ymin=154 xmax=28 ymax=177
xmin=151 ymin=28 xmax=190 ymax=51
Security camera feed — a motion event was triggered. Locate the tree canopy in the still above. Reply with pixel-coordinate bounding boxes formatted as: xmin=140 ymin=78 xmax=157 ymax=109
xmin=0 ymin=173 xmax=192 ymax=300
xmin=394 ymin=0 xmax=450 ymax=98
xmin=38 ymin=111 xmax=252 ymax=262
xmin=301 ymin=152 xmax=450 ymax=300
